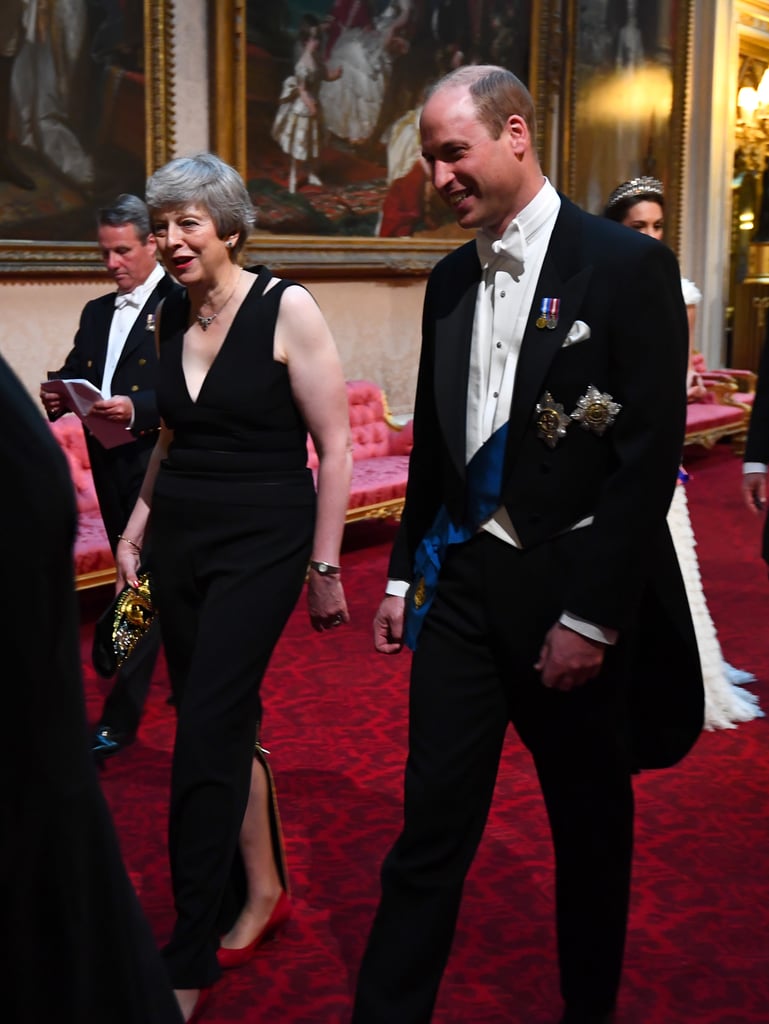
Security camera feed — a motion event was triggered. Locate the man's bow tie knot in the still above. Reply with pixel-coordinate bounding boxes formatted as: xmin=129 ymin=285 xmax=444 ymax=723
xmin=476 ymin=223 xmax=525 ymax=270
xmin=115 ymin=293 xmax=140 ymax=310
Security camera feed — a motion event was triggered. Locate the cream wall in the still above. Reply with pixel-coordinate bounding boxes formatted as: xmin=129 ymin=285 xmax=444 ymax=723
xmin=1 ymin=280 xmax=111 ymax=397
xmin=0 ymin=274 xmax=425 ymax=417
xmin=307 ymin=278 xmax=424 ymax=416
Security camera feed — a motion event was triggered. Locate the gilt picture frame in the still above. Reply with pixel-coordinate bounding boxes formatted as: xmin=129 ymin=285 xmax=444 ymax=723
xmin=560 ymin=0 xmax=691 ymax=253
xmin=0 ymin=0 xmax=175 ymax=278
xmin=211 ymin=0 xmax=556 ymax=277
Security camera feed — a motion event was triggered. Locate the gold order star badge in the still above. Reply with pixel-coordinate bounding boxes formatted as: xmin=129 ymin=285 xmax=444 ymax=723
xmin=535 ymin=392 xmax=571 ymax=449
xmin=413 ymin=577 xmax=427 ymax=609
xmin=570 ymin=385 xmax=621 ymax=436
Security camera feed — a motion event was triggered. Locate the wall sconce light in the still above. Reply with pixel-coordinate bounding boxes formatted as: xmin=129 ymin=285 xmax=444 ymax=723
xmin=738 ymin=84 xmax=760 ymax=120
xmin=736 ymin=67 xmax=769 ymax=171
xmin=740 ymin=209 xmax=755 ymax=232
xmin=739 ymin=70 xmax=769 ymax=122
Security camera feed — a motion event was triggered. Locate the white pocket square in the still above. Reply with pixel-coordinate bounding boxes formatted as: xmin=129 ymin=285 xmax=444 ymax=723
xmin=562 ymin=320 xmax=591 ymax=347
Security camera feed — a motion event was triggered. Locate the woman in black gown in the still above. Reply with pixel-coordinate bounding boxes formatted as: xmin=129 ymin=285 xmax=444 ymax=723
xmin=117 ymin=153 xmax=352 ymax=1021
xmin=0 ymin=354 xmax=183 ymax=1024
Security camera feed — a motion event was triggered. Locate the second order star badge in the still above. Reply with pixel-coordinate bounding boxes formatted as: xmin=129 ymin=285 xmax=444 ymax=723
xmin=570 ymin=385 xmax=622 ymax=436
xmin=535 ymin=392 xmax=571 ymax=449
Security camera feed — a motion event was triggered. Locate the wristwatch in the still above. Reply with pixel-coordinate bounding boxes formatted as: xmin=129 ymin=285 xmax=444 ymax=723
xmin=309 ymin=560 xmax=341 ymax=576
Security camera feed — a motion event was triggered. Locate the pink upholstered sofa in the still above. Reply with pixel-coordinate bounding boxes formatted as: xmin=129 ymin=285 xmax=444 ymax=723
xmin=49 ymin=416 xmax=115 ymax=591
xmin=307 ymin=378 xmax=413 ymax=524
xmin=51 ymin=378 xmax=413 ymax=590
xmin=684 ymin=367 xmax=752 ymax=452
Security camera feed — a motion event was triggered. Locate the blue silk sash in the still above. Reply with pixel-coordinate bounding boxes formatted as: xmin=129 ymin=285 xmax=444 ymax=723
xmin=403 ymin=422 xmax=509 ymax=650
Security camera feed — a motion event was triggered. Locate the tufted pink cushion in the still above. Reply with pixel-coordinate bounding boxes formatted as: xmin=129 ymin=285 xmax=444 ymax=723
xmin=347 ymin=456 xmax=411 ymax=511
xmin=306 ymin=379 xmax=413 ymax=466
xmin=73 ymin=516 xmax=116 ymax=578
xmin=49 ymin=416 xmax=114 ymax=584
xmin=685 ymin=404 xmax=745 ymax=431
xmin=306 ymin=380 xmax=412 ymax=520
xmin=49 ymin=417 xmax=100 ymax=513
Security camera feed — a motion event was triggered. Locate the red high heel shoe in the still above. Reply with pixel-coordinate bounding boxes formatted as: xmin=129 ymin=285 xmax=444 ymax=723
xmin=216 ymin=890 xmax=292 ymax=969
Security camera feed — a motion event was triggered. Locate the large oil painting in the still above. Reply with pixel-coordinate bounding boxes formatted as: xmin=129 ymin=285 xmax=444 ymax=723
xmin=241 ymin=1 xmax=535 ymax=243
xmin=563 ymin=0 xmax=690 ymax=246
xmin=0 ymin=0 xmax=173 ymax=275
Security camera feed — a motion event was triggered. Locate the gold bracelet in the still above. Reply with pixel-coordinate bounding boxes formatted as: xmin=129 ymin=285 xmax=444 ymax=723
xmin=117 ymin=534 xmax=141 ymax=553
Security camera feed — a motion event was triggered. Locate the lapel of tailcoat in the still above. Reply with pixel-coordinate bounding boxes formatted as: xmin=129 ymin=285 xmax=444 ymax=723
xmin=432 ymin=197 xmax=596 ymax=490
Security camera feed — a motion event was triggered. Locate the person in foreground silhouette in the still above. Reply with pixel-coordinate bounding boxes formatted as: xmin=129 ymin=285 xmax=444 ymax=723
xmin=116 ymin=153 xmax=352 ymax=1022
xmin=352 ymin=65 xmax=703 ymax=1024
xmin=0 ymin=352 xmax=182 ymax=1024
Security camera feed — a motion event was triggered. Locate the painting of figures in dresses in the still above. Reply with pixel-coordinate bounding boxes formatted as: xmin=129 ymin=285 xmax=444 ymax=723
xmin=0 ymin=0 xmax=146 ymax=243
xmin=246 ymin=0 xmax=532 ymax=239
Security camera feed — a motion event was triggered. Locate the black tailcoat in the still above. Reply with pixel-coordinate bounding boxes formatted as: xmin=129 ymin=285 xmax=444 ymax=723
xmin=391 ymin=196 xmax=703 ymax=769
xmin=48 ymin=272 xmax=178 ymax=548
xmin=46 ymin=272 xmax=179 ymax=735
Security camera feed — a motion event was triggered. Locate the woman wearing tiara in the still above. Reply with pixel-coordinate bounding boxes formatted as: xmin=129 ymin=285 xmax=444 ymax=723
xmin=605 ymin=176 xmax=763 ymax=731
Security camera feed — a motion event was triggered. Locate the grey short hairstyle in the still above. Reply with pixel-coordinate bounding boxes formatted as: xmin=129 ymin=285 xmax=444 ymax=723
xmin=429 ymin=64 xmax=537 ymax=150
xmin=97 ymin=194 xmax=152 ymax=243
xmin=145 ymin=153 xmax=256 ymax=255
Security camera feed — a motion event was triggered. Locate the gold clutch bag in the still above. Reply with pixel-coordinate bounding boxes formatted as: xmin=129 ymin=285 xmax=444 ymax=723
xmin=92 ymin=570 xmax=157 ymax=678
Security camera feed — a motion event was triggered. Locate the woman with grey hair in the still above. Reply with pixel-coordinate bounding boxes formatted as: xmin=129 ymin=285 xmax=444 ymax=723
xmin=118 ymin=152 xmax=352 ymax=1021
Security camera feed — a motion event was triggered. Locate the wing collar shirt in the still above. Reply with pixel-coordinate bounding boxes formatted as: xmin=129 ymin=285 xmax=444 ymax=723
xmin=101 ymin=261 xmax=165 ymax=399
xmin=469 ymin=179 xmax=614 ymax=644
xmin=468 ymin=177 xmax=559 ymax=476
xmin=469 ymin=177 xmax=561 ymax=550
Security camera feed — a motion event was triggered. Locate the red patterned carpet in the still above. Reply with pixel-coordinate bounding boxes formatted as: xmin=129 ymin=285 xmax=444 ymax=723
xmin=79 ymin=442 xmax=769 ymax=1024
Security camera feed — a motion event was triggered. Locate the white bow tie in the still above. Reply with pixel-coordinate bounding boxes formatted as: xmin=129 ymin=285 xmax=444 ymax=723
xmin=115 ymin=293 xmax=140 ymax=310
xmin=476 ymin=223 xmax=525 ymax=270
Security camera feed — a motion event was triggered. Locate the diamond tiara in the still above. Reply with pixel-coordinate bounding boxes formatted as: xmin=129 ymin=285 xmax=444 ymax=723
xmin=605 ymin=176 xmax=664 ymax=211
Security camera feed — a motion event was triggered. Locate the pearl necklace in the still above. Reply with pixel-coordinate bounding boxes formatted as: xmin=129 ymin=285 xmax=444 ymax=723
xmin=195 ymin=271 xmax=241 ymax=331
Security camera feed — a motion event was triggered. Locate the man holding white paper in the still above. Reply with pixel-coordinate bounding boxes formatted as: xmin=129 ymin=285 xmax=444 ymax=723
xmin=41 ymin=193 xmax=178 ymax=762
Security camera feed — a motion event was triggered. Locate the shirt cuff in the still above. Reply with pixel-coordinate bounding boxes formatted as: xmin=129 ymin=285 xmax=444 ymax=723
xmin=560 ymin=611 xmax=618 ymax=646
xmin=385 ymin=579 xmax=410 ymax=598
xmin=743 ymin=462 xmax=767 ymax=475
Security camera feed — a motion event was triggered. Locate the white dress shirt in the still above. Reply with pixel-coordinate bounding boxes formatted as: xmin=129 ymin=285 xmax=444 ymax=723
xmin=101 ymin=262 xmax=164 ymax=398
xmin=469 ymin=178 xmax=560 ymax=546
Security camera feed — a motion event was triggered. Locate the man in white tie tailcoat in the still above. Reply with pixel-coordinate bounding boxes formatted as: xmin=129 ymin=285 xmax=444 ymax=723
xmin=41 ymin=194 xmax=179 ymax=761
xmin=352 ymin=65 xmax=703 ymax=1024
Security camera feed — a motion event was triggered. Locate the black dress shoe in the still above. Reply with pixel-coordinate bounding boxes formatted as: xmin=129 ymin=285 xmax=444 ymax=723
xmin=560 ymin=1009 xmax=615 ymax=1023
xmin=92 ymin=725 xmax=135 ymax=761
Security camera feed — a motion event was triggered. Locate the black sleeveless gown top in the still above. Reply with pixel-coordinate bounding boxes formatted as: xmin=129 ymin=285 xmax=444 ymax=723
xmin=154 ymin=265 xmax=316 ymax=508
